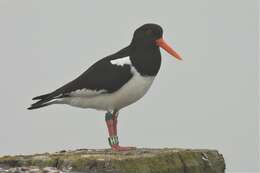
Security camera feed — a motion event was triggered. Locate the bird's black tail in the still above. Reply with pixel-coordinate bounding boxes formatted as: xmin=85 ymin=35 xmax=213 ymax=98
xmin=32 ymin=93 xmax=52 ymax=100
xmin=27 ymin=102 xmax=53 ymax=110
xmin=28 ymin=93 xmax=54 ymax=110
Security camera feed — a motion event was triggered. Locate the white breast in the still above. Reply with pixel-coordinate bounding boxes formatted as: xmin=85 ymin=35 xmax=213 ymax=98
xmin=61 ymin=57 xmax=155 ymax=111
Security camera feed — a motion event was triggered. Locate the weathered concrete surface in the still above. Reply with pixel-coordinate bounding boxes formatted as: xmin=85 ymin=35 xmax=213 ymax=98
xmin=0 ymin=148 xmax=225 ymax=173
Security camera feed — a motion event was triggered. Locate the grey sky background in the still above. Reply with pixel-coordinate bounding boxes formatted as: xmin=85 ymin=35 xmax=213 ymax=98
xmin=0 ymin=0 xmax=258 ymax=172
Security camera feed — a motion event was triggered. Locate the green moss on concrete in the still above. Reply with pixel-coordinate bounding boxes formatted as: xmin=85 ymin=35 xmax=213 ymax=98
xmin=0 ymin=148 xmax=225 ymax=173
xmin=112 ymin=153 xmax=184 ymax=173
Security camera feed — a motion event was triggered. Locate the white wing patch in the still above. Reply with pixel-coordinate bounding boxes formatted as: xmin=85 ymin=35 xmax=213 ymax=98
xmin=69 ymin=88 xmax=107 ymax=97
xmin=110 ymin=56 xmax=132 ymax=66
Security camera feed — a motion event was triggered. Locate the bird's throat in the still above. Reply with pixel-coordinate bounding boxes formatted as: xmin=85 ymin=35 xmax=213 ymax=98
xmin=130 ymin=46 xmax=161 ymax=76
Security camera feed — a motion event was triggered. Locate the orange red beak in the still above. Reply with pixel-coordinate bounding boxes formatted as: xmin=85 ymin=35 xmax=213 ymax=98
xmin=156 ymin=38 xmax=182 ymax=60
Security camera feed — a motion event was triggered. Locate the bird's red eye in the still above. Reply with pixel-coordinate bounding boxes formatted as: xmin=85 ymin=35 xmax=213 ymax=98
xmin=145 ymin=29 xmax=153 ymax=35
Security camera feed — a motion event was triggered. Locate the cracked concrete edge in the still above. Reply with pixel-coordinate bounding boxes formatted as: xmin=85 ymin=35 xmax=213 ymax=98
xmin=0 ymin=148 xmax=225 ymax=173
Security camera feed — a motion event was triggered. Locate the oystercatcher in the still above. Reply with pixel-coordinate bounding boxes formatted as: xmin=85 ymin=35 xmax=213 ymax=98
xmin=28 ymin=23 xmax=182 ymax=151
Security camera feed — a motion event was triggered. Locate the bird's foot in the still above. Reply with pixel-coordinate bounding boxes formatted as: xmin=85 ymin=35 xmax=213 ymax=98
xmin=111 ymin=144 xmax=136 ymax=152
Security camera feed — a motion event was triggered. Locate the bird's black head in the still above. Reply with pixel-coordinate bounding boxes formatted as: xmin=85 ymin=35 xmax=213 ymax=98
xmin=131 ymin=23 xmax=182 ymax=60
xmin=132 ymin=23 xmax=163 ymax=46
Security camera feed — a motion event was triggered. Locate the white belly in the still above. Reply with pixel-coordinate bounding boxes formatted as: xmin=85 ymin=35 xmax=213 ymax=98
xmin=62 ymin=70 xmax=155 ymax=111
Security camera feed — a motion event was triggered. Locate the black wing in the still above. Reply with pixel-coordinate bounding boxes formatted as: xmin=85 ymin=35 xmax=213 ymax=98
xmin=55 ymin=57 xmax=133 ymax=95
xmin=28 ymin=46 xmax=132 ymax=110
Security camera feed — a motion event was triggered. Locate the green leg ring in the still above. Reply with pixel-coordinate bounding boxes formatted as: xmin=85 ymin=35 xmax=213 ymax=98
xmin=105 ymin=112 xmax=113 ymax=121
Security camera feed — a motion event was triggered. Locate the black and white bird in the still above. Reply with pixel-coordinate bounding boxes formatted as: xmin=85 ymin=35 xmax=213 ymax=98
xmin=28 ymin=23 xmax=182 ymax=151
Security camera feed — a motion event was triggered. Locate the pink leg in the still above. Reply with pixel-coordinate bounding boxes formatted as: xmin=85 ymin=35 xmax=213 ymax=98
xmin=105 ymin=111 xmax=136 ymax=152
xmin=112 ymin=111 xmax=118 ymax=136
